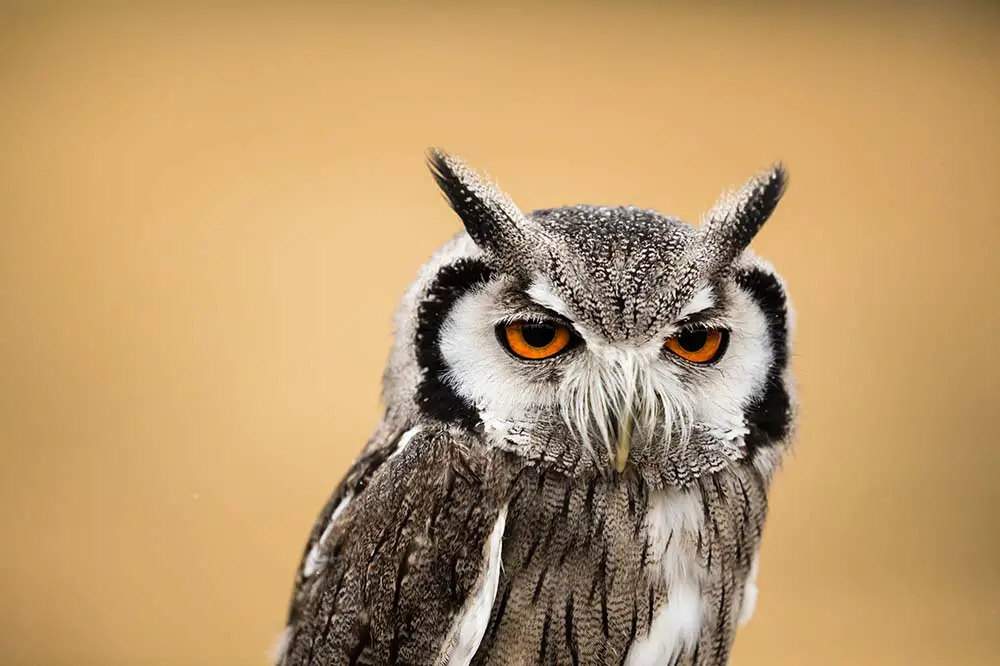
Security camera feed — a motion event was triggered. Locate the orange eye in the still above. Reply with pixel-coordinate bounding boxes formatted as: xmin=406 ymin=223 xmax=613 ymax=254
xmin=664 ymin=328 xmax=729 ymax=364
xmin=501 ymin=321 xmax=574 ymax=360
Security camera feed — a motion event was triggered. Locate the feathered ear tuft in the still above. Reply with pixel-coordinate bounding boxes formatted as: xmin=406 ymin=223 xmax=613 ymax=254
xmin=699 ymin=163 xmax=788 ymax=268
xmin=426 ymin=148 xmax=529 ymax=258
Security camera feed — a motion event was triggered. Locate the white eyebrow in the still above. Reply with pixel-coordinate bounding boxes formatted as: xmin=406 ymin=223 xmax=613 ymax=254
xmin=675 ymin=285 xmax=716 ymax=321
xmin=525 ymin=279 xmax=576 ymax=321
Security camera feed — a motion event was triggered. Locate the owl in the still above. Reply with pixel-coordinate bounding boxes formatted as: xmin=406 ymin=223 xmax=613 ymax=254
xmin=273 ymin=149 xmax=796 ymax=666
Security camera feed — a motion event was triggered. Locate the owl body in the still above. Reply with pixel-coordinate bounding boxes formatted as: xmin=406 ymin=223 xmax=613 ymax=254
xmin=276 ymin=152 xmax=795 ymax=666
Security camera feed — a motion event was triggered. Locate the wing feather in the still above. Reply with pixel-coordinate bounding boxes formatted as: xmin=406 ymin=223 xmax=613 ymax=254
xmin=279 ymin=427 xmax=510 ymax=666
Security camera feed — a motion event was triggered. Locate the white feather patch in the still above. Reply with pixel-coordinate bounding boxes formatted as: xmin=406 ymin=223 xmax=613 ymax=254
xmin=626 ymin=489 xmax=705 ymax=664
xmin=269 ymin=625 xmax=292 ymax=665
xmin=676 ymin=285 xmax=715 ymax=320
xmin=626 ymin=579 xmax=703 ymax=666
xmin=738 ymin=551 xmax=760 ymax=627
xmin=388 ymin=425 xmax=424 ymax=461
xmin=439 ymin=506 xmax=508 ymax=666
xmin=525 ymin=278 xmax=576 ymax=321
xmin=302 ymin=491 xmax=353 ymax=577
xmin=303 ymin=426 xmax=423 ymax=578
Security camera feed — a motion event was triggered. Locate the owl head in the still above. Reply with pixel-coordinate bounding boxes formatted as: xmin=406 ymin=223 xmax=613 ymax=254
xmin=381 ymin=150 xmax=795 ymax=487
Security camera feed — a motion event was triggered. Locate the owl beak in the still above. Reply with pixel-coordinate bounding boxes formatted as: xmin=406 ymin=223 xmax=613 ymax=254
xmin=614 ymin=410 xmax=632 ymax=473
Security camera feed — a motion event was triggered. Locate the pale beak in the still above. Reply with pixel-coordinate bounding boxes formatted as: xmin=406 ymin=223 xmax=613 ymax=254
xmin=614 ymin=409 xmax=632 ymax=473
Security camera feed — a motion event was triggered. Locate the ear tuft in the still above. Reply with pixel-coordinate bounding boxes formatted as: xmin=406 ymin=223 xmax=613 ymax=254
xmin=700 ymin=163 xmax=788 ymax=267
xmin=426 ymin=148 xmax=527 ymax=256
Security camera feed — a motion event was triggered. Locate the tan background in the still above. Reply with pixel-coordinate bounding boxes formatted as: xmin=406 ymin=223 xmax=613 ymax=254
xmin=1 ymin=2 xmax=998 ymax=665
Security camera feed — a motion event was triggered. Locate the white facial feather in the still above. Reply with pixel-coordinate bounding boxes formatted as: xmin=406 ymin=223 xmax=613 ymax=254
xmin=439 ymin=280 xmax=559 ymax=442
xmin=525 ymin=278 xmax=577 ymax=322
xmin=679 ymin=282 xmax=773 ymax=441
xmin=438 ymin=273 xmax=774 ymax=462
xmin=557 ymin=341 xmax=694 ymax=464
xmin=675 ymin=285 xmax=716 ymax=321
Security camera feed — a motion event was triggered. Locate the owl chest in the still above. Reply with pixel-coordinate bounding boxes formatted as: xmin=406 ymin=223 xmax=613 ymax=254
xmin=472 ymin=471 xmax=752 ymax=666
xmin=623 ymin=489 xmax=713 ymax=665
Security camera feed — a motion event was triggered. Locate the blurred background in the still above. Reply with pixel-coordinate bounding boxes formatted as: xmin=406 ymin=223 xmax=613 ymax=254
xmin=1 ymin=1 xmax=998 ymax=665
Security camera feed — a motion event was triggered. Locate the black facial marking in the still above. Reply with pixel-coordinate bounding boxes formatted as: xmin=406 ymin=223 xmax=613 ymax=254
xmin=735 ymin=267 xmax=792 ymax=456
xmin=414 ymin=258 xmax=494 ymax=430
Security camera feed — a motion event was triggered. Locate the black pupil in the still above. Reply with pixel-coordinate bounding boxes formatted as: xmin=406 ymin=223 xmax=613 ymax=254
xmin=677 ymin=329 xmax=708 ymax=352
xmin=521 ymin=324 xmax=557 ymax=348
